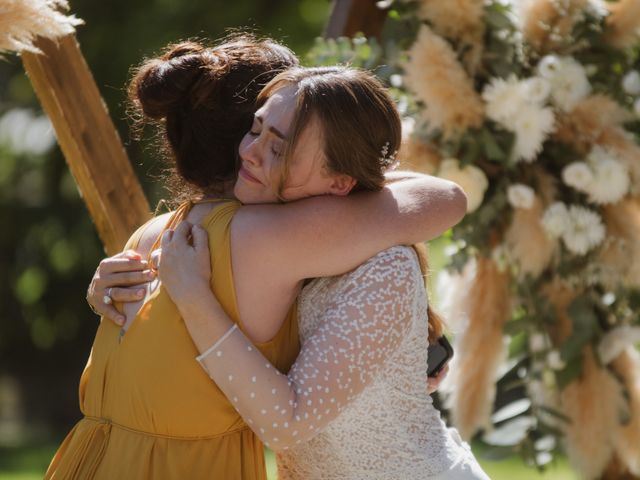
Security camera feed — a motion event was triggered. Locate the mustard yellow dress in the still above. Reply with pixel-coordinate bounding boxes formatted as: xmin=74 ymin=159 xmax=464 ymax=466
xmin=45 ymin=200 xmax=300 ymax=480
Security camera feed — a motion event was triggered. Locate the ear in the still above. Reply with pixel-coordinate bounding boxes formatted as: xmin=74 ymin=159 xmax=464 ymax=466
xmin=327 ymin=174 xmax=356 ymax=196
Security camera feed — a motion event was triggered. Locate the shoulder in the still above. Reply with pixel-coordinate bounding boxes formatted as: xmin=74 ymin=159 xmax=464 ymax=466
xmin=354 ymin=246 xmax=421 ymax=278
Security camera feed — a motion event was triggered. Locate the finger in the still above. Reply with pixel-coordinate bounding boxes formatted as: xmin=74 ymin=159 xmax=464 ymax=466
xmin=98 ymin=257 xmax=150 ymax=274
xmin=91 ymin=303 xmax=127 ymax=326
xmin=191 ymin=224 xmax=209 ymax=251
xmin=109 ymin=286 xmax=146 ymax=303
xmin=173 ymin=221 xmax=193 ymax=246
xmin=97 ymin=270 xmax=155 ymax=287
xmin=161 ymin=229 xmax=174 ymax=250
xmin=149 ymin=249 xmax=162 ymax=271
xmin=123 ymin=249 xmax=142 ymax=260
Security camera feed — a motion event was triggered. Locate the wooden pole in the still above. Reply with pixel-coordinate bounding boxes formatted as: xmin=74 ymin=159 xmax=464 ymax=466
xmin=21 ymin=34 xmax=151 ymax=256
xmin=325 ymin=0 xmax=388 ymax=39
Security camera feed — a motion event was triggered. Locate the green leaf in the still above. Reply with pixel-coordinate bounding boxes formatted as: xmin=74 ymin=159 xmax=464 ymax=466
xmin=482 ymin=128 xmax=506 ymax=162
xmin=555 ymin=355 xmax=583 ymax=390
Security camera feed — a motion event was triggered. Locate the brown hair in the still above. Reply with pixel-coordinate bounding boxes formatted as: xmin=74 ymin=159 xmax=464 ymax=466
xmin=258 ymin=66 xmax=445 ymax=343
xmin=128 ymin=34 xmax=299 ymax=202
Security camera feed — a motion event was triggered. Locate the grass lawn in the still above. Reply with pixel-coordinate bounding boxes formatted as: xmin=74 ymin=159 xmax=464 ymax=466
xmin=0 ymin=443 xmax=577 ymax=479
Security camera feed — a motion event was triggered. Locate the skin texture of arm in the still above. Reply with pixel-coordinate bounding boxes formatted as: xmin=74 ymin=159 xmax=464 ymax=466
xmin=159 ymin=225 xmax=420 ymax=450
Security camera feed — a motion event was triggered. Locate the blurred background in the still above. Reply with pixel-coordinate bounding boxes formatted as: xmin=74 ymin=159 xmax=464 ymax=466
xmin=0 ymin=0 xmax=591 ymax=478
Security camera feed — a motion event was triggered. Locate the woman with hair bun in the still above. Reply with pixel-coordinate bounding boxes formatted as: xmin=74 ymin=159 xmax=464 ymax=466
xmin=52 ymin=36 xmax=480 ymax=479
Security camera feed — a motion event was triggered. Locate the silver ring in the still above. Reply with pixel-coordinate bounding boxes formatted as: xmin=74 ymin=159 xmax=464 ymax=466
xmin=103 ymin=288 xmax=113 ymax=305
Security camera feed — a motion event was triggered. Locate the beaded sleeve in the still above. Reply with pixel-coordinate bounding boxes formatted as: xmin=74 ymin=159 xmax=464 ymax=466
xmin=198 ymin=247 xmax=418 ymax=450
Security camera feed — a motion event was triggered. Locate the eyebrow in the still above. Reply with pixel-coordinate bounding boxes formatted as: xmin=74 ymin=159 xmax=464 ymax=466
xmin=255 ymin=115 xmax=287 ymax=141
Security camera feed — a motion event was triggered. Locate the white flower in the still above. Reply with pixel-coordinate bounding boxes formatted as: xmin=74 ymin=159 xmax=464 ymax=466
xmin=537 ymin=55 xmax=561 ymax=79
xmin=562 ymin=205 xmax=606 ymax=255
xmin=622 ymin=71 xmax=640 ymax=95
xmin=401 ymin=116 xmax=416 ymax=139
xmin=562 ymin=162 xmax=594 ymax=191
xmin=542 ymin=202 xmax=570 ymax=238
xmin=546 ymin=350 xmax=566 ymax=370
xmin=438 ymin=158 xmax=489 ymax=213
xmin=597 ymin=326 xmax=640 ymax=364
xmin=538 ymin=56 xmax=591 ymax=112
xmin=482 ymin=75 xmax=525 ymax=124
xmin=511 ymin=104 xmax=555 ymax=162
xmin=507 ymin=183 xmax=535 ymax=209
xmin=522 ymin=77 xmax=551 ymax=105
xmin=589 ymin=156 xmax=629 ymax=204
xmin=529 ymin=333 xmax=547 ymax=353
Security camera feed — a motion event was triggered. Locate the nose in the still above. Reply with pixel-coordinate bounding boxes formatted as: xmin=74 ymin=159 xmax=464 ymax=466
xmin=239 ymin=134 xmax=262 ymax=168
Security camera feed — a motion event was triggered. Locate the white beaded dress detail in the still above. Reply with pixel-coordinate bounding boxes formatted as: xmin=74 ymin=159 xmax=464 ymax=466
xmin=276 ymin=246 xmax=479 ymax=479
xmin=200 ymin=246 xmax=487 ymax=479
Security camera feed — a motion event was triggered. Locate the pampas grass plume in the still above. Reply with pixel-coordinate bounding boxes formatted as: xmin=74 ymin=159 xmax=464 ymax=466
xmin=504 ymin=196 xmax=556 ymax=277
xmin=398 ymin=137 xmax=441 ymax=175
xmin=600 ymin=199 xmax=640 ymax=288
xmin=417 ymin=0 xmax=485 ymax=72
xmin=560 ymin=348 xmax=626 ymax=479
xmin=611 ymin=348 xmax=640 ymax=475
xmin=404 ymin=26 xmax=484 ymax=139
xmin=518 ymin=0 xmax=590 ymax=53
xmin=0 ymin=0 xmax=83 ymax=56
xmin=444 ymin=257 xmax=511 ymax=439
xmin=606 ymin=0 xmax=640 ymax=49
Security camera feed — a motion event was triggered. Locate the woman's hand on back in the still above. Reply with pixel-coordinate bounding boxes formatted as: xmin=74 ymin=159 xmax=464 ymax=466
xmin=86 ymin=250 xmax=155 ymax=325
xmin=158 ymin=221 xmax=212 ymax=307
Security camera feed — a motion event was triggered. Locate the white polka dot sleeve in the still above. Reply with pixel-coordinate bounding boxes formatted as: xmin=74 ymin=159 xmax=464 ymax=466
xmin=197 ymin=247 xmax=419 ymax=450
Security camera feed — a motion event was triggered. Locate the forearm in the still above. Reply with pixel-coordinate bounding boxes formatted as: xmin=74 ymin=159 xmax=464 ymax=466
xmin=174 ymin=290 xmax=235 ymax=354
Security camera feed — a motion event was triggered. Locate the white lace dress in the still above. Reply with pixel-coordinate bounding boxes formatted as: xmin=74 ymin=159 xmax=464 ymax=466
xmin=199 ymin=246 xmax=488 ymax=479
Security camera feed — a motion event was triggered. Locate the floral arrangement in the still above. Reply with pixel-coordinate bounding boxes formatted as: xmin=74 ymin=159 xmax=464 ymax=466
xmin=309 ymin=0 xmax=640 ymax=477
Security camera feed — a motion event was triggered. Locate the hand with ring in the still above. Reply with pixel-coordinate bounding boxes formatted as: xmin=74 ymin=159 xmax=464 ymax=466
xmin=86 ymin=250 xmax=156 ymax=326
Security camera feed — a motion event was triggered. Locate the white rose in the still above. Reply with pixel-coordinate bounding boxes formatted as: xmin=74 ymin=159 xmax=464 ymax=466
xmin=562 ymin=162 xmax=594 ymax=191
xmin=537 ymin=55 xmax=561 ymax=79
xmin=507 ymin=183 xmax=535 ymax=209
xmin=622 ymin=70 xmax=640 ymax=95
xmin=438 ymin=158 xmax=489 ymax=213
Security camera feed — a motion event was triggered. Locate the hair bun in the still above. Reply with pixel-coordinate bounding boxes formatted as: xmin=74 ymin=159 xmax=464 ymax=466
xmin=130 ymin=41 xmax=224 ymax=119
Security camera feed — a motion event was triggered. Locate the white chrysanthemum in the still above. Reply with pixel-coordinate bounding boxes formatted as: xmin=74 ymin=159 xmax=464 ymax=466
xmin=589 ymin=156 xmax=629 ymax=204
xmin=597 ymin=326 xmax=640 ymax=364
xmin=562 ymin=162 xmax=594 ymax=191
xmin=507 ymin=183 xmax=535 ymax=209
xmin=542 ymin=202 xmax=570 ymax=238
xmin=622 ymin=70 xmax=640 ymax=95
xmin=482 ymin=75 xmax=525 ymax=124
xmin=538 ymin=56 xmax=591 ymax=112
xmin=546 ymin=350 xmax=566 ymax=370
xmin=437 ymin=158 xmax=489 ymax=212
xmin=511 ymin=104 xmax=555 ymax=162
xmin=561 ymin=205 xmax=606 ymax=255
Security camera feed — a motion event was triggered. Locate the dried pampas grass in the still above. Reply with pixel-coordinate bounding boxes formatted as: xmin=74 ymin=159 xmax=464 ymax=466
xmin=504 ymin=196 xmax=556 ymax=278
xmin=600 ymin=199 xmax=640 ymax=288
xmin=444 ymin=257 xmax=511 ymax=439
xmin=560 ymin=348 xmax=627 ymax=480
xmin=611 ymin=348 xmax=640 ymax=475
xmin=398 ymin=137 xmax=441 ymax=175
xmin=605 ymin=0 xmax=640 ymax=49
xmin=404 ymin=26 xmax=484 ymax=139
xmin=416 ymin=0 xmax=485 ymax=73
xmin=0 ymin=0 xmax=83 ymax=56
xmin=554 ymin=94 xmax=631 ymax=154
xmin=517 ymin=0 xmax=590 ymax=53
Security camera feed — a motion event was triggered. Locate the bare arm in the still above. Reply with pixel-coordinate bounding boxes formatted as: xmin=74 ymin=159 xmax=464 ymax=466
xmin=234 ymin=171 xmax=466 ymax=280
xmin=159 ymin=226 xmax=418 ymax=450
